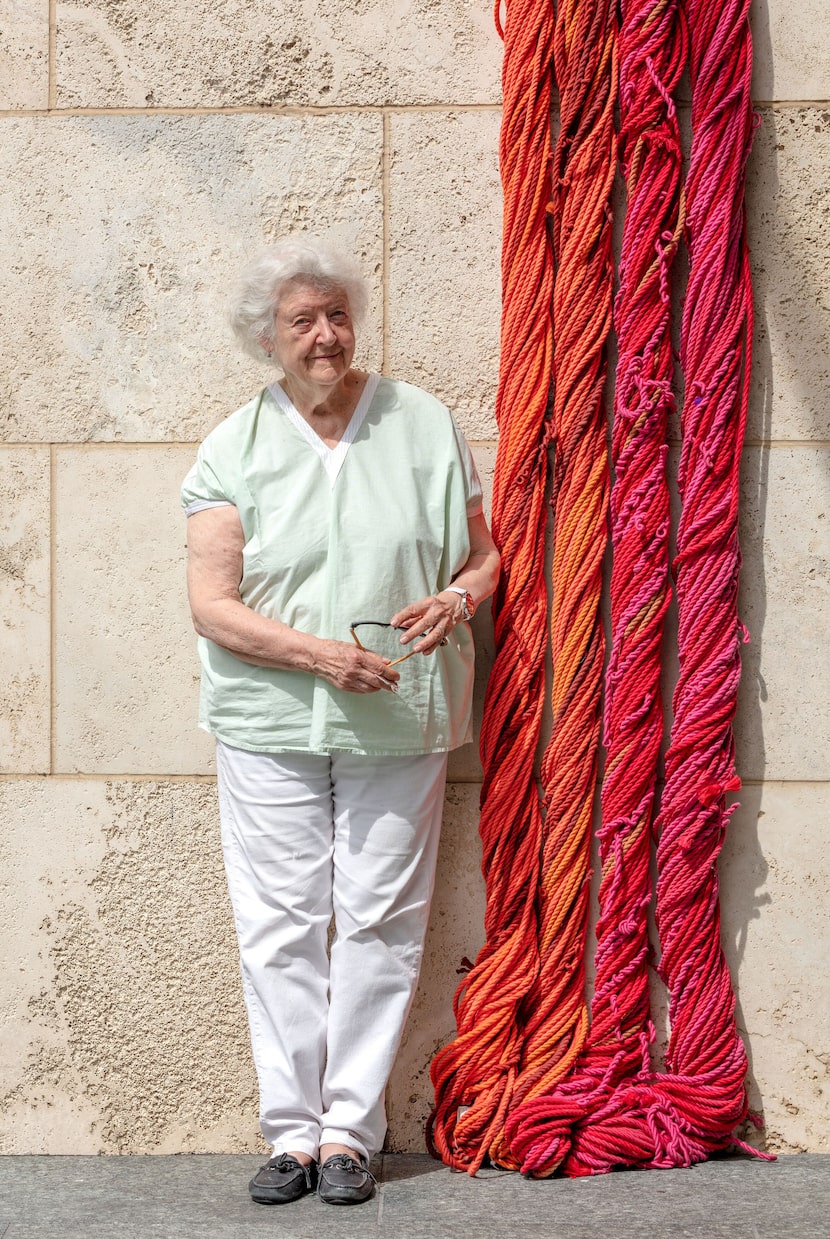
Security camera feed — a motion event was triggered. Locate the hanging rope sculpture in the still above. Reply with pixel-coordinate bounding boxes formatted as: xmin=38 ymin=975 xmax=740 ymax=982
xmin=430 ymin=0 xmax=766 ymax=1176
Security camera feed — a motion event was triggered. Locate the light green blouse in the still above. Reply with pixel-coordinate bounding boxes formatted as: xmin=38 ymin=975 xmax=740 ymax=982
xmin=181 ymin=376 xmax=483 ymax=756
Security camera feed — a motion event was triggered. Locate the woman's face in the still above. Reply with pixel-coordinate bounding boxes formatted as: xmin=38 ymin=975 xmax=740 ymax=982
xmin=271 ymin=278 xmax=356 ymax=389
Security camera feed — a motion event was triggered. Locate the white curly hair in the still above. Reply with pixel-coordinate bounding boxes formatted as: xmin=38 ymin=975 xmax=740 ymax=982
xmin=229 ymin=236 xmax=369 ymax=362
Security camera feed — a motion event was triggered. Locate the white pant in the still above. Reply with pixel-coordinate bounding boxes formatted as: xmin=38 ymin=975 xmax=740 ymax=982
xmin=216 ymin=741 xmax=448 ymax=1162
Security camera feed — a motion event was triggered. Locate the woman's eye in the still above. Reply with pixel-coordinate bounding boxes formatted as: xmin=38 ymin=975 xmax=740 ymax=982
xmin=330 ymin=311 xmax=347 ymax=323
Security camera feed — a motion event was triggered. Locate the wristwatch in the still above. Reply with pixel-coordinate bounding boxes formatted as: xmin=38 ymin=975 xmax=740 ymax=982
xmin=442 ymin=586 xmax=476 ymax=622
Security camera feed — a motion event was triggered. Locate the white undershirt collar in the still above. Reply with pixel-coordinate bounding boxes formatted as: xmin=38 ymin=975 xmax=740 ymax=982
xmin=268 ymin=374 xmax=380 ymax=485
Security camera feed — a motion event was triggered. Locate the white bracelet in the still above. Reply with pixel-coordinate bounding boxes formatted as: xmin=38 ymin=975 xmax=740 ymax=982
xmin=441 ymin=586 xmax=475 ymax=621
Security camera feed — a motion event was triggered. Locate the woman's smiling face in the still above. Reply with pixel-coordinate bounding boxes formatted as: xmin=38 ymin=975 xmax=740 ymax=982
xmin=271 ymin=278 xmax=356 ymax=390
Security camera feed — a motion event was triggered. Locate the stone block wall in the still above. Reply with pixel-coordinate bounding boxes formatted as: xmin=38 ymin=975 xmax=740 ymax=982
xmin=0 ymin=1 xmax=827 ymax=1157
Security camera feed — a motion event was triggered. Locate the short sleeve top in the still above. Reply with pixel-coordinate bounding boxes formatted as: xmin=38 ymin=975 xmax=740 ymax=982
xmin=181 ymin=375 xmax=483 ymax=756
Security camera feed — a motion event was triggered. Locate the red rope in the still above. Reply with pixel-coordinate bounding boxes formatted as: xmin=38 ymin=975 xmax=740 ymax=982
xmin=428 ymin=0 xmax=555 ymax=1173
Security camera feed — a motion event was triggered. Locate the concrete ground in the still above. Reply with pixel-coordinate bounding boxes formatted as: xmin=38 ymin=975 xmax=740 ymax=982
xmin=0 ymin=1153 xmax=827 ymax=1239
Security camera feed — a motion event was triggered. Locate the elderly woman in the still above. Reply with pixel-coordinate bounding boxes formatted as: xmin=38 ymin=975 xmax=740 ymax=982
xmin=182 ymin=237 xmax=499 ymax=1207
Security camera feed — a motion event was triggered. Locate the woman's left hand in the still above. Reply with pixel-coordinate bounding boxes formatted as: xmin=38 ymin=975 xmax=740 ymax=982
xmin=389 ymin=593 xmax=463 ymax=656
xmin=389 ymin=513 xmax=500 ymax=657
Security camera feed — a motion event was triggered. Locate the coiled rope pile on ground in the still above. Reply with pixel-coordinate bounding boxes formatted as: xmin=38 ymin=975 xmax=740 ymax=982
xmin=430 ymin=0 xmax=765 ymax=1177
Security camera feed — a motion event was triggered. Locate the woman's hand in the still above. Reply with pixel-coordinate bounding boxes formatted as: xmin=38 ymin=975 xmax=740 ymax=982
xmin=187 ymin=508 xmax=398 ymax=692
xmin=389 ymin=512 xmax=501 ymax=657
xmin=311 ymin=640 xmax=400 ymax=694
xmin=389 ymin=593 xmax=463 ymax=656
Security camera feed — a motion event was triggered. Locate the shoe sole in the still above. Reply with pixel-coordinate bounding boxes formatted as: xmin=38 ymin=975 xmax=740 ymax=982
xmin=250 ymin=1190 xmax=309 ymax=1204
xmin=318 ymin=1189 xmax=376 ymax=1205
xmin=249 ymin=1180 xmax=314 ymax=1205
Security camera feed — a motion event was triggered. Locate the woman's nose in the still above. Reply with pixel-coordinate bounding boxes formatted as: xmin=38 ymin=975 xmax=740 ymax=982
xmin=316 ymin=315 xmax=337 ymax=343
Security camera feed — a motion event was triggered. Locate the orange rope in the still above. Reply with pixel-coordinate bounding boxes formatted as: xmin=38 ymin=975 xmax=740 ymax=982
xmin=428 ymin=0 xmax=556 ymax=1173
xmin=498 ymin=0 xmax=618 ymax=1167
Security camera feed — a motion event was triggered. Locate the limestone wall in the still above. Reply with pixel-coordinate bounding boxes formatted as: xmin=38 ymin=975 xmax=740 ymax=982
xmin=1 ymin=1 xmax=827 ymax=1157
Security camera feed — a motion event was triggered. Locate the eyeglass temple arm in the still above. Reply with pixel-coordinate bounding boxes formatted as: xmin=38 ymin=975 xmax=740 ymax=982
xmin=349 ymin=626 xmax=368 ymax=652
xmin=349 ymin=623 xmax=418 ymax=666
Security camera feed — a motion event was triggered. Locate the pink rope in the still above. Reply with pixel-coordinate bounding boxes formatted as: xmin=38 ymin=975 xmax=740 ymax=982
xmin=650 ymin=0 xmax=759 ymax=1157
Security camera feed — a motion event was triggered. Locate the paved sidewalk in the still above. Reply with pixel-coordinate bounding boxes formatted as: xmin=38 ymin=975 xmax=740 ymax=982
xmin=0 ymin=1153 xmax=827 ymax=1239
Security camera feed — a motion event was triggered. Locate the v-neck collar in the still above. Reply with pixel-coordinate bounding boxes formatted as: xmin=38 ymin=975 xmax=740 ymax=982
xmin=268 ymin=374 xmax=380 ymax=485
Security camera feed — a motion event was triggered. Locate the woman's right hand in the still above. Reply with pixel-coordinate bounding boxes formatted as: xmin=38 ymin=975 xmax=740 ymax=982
xmin=312 ymin=640 xmax=400 ymax=694
xmin=187 ymin=509 xmax=399 ymax=691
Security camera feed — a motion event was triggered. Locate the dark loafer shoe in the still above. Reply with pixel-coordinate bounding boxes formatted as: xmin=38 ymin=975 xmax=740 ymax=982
xmin=249 ymin=1153 xmax=317 ymax=1204
xmin=317 ymin=1153 xmax=376 ymax=1205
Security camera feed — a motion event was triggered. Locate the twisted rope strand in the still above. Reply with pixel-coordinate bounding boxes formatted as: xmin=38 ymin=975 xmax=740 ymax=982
xmin=428 ymin=0 xmax=556 ymax=1174
xmin=499 ymin=0 xmax=618 ymax=1164
xmin=650 ymin=0 xmax=758 ymax=1159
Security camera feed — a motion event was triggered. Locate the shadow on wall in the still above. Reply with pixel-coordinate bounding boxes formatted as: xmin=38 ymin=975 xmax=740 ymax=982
xmin=722 ymin=0 xmax=773 ymax=1150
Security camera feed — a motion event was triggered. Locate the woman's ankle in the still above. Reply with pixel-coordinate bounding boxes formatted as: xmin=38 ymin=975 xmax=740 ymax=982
xmin=320 ymin=1142 xmax=361 ymax=1164
xmin=285 ymin=1150 xmax=314 ymax=1167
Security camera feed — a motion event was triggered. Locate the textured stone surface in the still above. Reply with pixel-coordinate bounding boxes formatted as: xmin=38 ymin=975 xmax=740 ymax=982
xmin=752 ymin=0 xmax=830 ymax=101
xmin=0 ymin=778 xmax=484 ymax=1155
xmin=386 ymin=782 xmax=485 ymax=1150
xmin=0 ymin=778 xmax=255 ymax=1154
xmin=2 ymin=1153 xmax=829 ymax=1239
xmin=721 ymin=782 xmax=830 ymax=1155
xmin=747 ymin=107 xmax=830 ymax=442
xmin=55 ymin=0 xmax=502 ymax=109
xmin=736 ymin=445 xmax=830 ymax=781
xmin=0 ymin=114 xmax=383 ymax=443
xmin=0 ymin=0 xmax=48 ymax=109
xmin=3 ymin=776 xmax=826 ymax=1162
xmin=54 ymin=445 xmax=215 ymax=773
xmin=0 ymin=448 xmax=50 ymax=773
xmin=388 ymin=110 xmax=502 ymax=441
xmin=0 ymin=0 xmax=827 ymax=1172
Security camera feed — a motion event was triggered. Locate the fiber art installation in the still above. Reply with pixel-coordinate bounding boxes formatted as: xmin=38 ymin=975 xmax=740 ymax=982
xmin=429 ymin=0 xmax=770 ymax=1177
